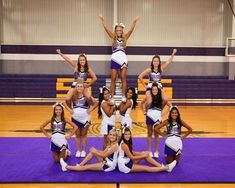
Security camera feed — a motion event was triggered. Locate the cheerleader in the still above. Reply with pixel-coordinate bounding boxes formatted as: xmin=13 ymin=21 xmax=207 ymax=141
xmin=40 ymin=103 xmax=77 ymax=163
xmin=142 ymin=82 xmax=169 ymax=158
xmin=118 ymin=87 xmax=137 ymax=129
xmin=64 ymin=80 xmax=98 ymax=158
xmin=56 ymin=49 xmax=97 ymax=106
xmin=138 ymin=49 xmax=177 ymax=107
xmin=98 ymin=15 xmax=139 ymax=102
xmin=118 ymin=127 xmax=176 ymax=173
xmin=60 ymin=128 xmax=119 ymax=172
xmin=155 ymin=106 xmax=192 ymax=164
xmin=98 ymin=87 xmax=117 ymax=147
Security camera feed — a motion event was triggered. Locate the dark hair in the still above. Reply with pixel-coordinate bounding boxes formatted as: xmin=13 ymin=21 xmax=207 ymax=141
xmin=118 ymin=127 xmax=133 ymax=153
xmin=150 ymin=83 xmax=162 ymax=108
xmin=98 ymin=87 xmax=110 ymax=118
xmin=77 ymin=54 xmax=89 ymax=73
xmin=50 ymin=104 xmax=66 ymax=126
xmin=168 ymin=106 xmax=182 ymax=128
xmin=151 ymin=55 xmax=162 ymax=73
xmin=127 ymin=87 xmax=137 ymax=109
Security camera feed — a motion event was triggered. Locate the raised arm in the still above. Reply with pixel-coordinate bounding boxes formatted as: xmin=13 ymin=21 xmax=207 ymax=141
xmin=40 ymin=119 xmax=52 ymax=139
xmin=138 ymin=68 xmax=151 ymax=89
xmin=98 ymin=15 xmax=114 ymax=39
xmin=65 ymin=118 xmax=78 ymax=139
xmin=161 ymin=49 xmax=177 ymax=71
xmin=125 ymin=16 xmax=140 ymax=40
xmin=56 ymin=49 xmax=76 ymax=68
xmin=181 ymin=120 xmax=193 ymax=139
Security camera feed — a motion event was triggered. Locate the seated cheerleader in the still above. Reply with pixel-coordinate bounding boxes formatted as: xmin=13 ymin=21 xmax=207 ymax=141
xmin=40 ymin=103 xmax=77 ymax=163
xmin=59 ymin=128 xmax=119 ymax=172
xmin=155 ymin=106 xmax=193 ymax=164
xmin=118 ymin=87 xmax=138 ymax=129
xmin=118 ymin=127 xmax=177 ymax=173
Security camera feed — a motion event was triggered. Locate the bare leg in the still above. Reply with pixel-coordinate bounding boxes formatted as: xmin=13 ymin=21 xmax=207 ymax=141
xmin=175 ymin=154 xmax=181 ymax=164
xmin=79 ymin=152 xmax=95 ymax=166
xmin=110 ymin=69 xmax=118 ymax=97
xmin=120 ymin=67 xmax=127 ymax=96
xmin=59 ymin=149 xmax=67 ymax=161
xmin=143 ymin=154 xmax=162 ymax=167
xmin=154 ymin=126 xmax=160 ymax=153
xmin=131 ymin=163 xmax=168 ymax=173
xmin=81 ymin=125 xmax=89 ymax=151
xmin=52 ymin=152 xmax=60 ymax=163
xmin=66 ymin=162 xmax=104 ymax=171
xmin=75 ymin=128 xmax=81 ymax=152
xmin=147 ymin=125 xmax=153 ymax=152
xmin=65 ymin=88 xmax=75 ymax=107
xmin=167 ymin=155 xmax=175 ymax=164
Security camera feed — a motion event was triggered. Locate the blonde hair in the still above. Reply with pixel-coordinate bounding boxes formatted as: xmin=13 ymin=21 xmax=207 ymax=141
xmin=103 ymin=128 xmax=118 ymax=149
xmin=113 ymin=25 xmax=127 ymax=48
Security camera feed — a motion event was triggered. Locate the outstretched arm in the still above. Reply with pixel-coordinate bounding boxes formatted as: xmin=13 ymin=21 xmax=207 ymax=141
xmin=98 ymin=15 xmax=114 ymax=39
xmin=125 ymin=16 xmax=140 ymax=40
xmin=56 ymin=49 xmax=76 ymax=68
xmin=161 ymin=48 xmax=177 ymax=71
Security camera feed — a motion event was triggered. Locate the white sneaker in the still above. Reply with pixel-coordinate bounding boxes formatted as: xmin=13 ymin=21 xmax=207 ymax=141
xmin=153 ymin=151 xmax=159 ymax=158
xmin=149 ymin=151 xmax=153 ymax=157
xmin=59 ymin=158 xmax=68 ymax=172
xmin=167 ymin=160 xmax=177 ymax=172
xmin=121 ymin=96 xmax=127 ymax=103
xmin=75 ymin=151 xmax=81 ymax=157
xmin=80 ymin=150 xmax=86 ymax=157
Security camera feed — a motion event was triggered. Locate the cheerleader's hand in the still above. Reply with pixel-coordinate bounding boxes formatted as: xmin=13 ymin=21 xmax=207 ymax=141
xmin=84 ymin=83 xmax=89 ymax=88
xmin=69 ymin=110 xmax=74 ymax=115
xmin=47 ymin=134 xmax=52 ymax=139
xmin=65 ymin=135 xmax=71 ymax=140
xmin=87 ymin=108 xmax=91 ymax=114
xmin=56 ymin=49 xmax=61 ymax=54
xmin=98 ymin=15 xmax=104 ymax=22
xmin=172 ymin=49 xmax=177 ymax=55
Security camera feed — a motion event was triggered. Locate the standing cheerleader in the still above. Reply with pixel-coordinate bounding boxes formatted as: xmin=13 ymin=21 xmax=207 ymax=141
xmin=155 ymin=106 xmax=192 ymax=164
xmin=138 ymin=49 xmax=177 ymax=107
xmin=118 ymin=87 xmax=137 ymax=129
xmin=64 ymin=81 xmax=98 ymax=158
xmin=98 ymin=87 xmax=117 ymax=146
xmin=59 ymin=128 xmax=119 ymax=172
xmin=56 ymin=49 xmax=97 ymax=106
xmin=143 ymin=82 xmax=169 ymax=158
xmin=118 ymin=127 xmax=176 ymax=173
xmin=40 ymin=103 xmax=77 ymax=162
xmin=98 ymin=15 xmax=139 ymax=102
